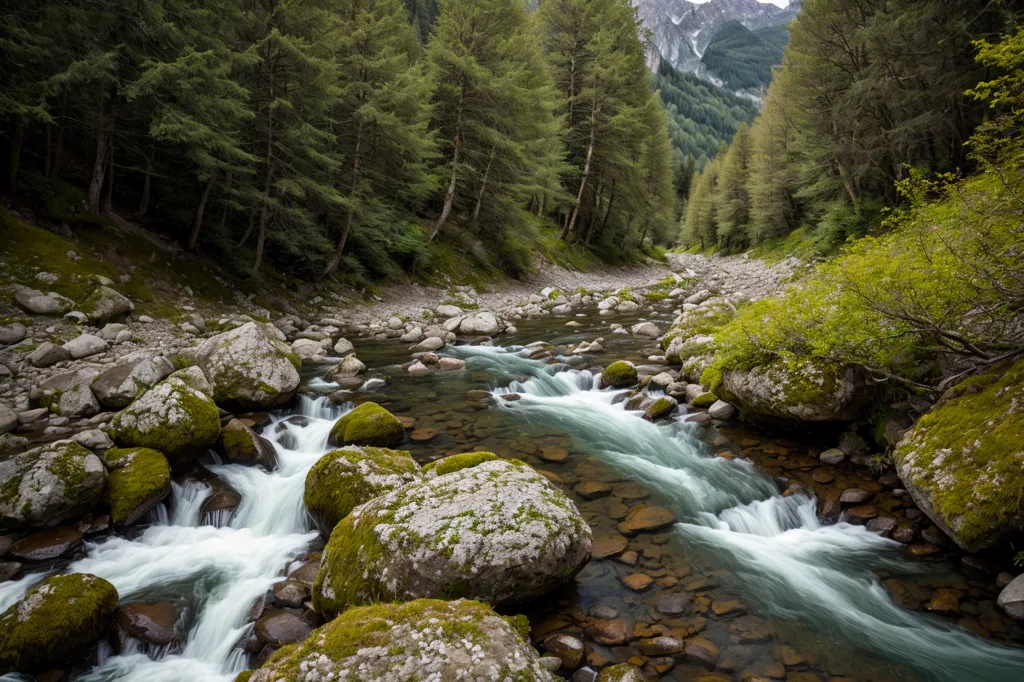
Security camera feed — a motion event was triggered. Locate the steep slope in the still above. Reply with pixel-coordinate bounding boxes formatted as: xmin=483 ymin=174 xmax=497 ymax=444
xmin=699 ymin=21 xmax=787 ymax=90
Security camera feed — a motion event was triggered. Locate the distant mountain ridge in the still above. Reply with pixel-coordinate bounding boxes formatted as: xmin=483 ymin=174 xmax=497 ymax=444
xmin=634 ymin=0 xmax=799 ymax=74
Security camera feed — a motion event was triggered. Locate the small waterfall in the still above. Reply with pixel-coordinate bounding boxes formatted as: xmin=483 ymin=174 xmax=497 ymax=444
xmin=450 ymin=344 xmax=1024 ymax=682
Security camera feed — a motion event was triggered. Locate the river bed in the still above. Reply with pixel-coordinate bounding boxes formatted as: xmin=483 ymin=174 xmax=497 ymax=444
xmin=2 ymin=303 xmax=1023 ymax=682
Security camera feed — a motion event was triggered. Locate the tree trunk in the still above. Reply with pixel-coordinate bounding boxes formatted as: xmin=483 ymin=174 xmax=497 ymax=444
xmin=88 ymin=123 xmax=108 ymax=212
xmin=138 ymin=161 xmax=152 ymax=218
xmin=637 ymin=218 xmax=650 ymax=250
xmin=253 ymin=63 xmax=276 ymax=275
xmin=324 ymin=127 xmax=363 ymax=277
xmin=8 ymin=122 xmax=25 ymax=191
xmin=51 ymin=91 xmax=67 ymax=179
xmin=253 ymin=202 xmax=268 ymax=275
xmin=188 ymin=177 xmax=214 ymax=251
xmin=238 ymin=211 xmax=255 ymax=247
xmin=471 ymin=147 xmax=495 ymax=223
xmin=101 ymin=143 xmax=113 ymax=213
xmin=431 ymin=91 xmax=464 ymax=242
xmin=561 ymin=105 xmax=597 ymax=241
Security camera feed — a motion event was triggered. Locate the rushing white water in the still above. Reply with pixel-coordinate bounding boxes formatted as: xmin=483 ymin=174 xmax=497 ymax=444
xmin=452 ymin=344 xmax=1024 ymax=682
xmin=2 ymin=394 xmax=344 ymax=682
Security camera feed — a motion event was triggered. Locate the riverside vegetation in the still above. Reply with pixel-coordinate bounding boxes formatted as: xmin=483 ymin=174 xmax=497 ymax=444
xmin=3 ymin=0 xmax=1024 ymax=681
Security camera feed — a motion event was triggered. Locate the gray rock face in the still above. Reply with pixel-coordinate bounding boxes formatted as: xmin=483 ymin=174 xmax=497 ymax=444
xmin=28 ymin=342 xmax=72 ymax=368
xmin=325 ymin=355 xmax=365 ymax=382
xmin=33 ymin=368 xmax=102 ymax=418
xmin=14 ymin=287 xmax=73 ymax=315
xmin=708 ymin=400 xmax=736 ymax=420
xmin=71 ymin=429 xmax=114 ymax=451
xmin=721 ymin=359 xmax=865 ymax=422
xmin=0 ymin=323 xmax=27 ymax=346
xmin=193 ymin=322 xmax=300 ymax=410
xmin=91 ymin=355 xmax=175 ymax=409
xmin=99 ymin=323 xmax=128 ymax=341
xmin=459 ymin=312 xmax=500 ymax=335
xmin=79 ymin=285 xmax=134 ymax=322
xmin=0 ymin=440 xmax=107 ymax=528
xmin=0 ymin=406 xmax=16 ymax=435
xmin=998 ymin=574 xmax=1024 ymax=620
xmin=291 ymin=338 xmax=327 ymax=365
xmin=314 ymin=459 xmax=592 ymax=615
xmin=631 ymin=322 xmax=661 ymax=338
xmin=63 ymin=333 xmax=109 ymax=360
xmin=412 ymin=336 xmax=444 ymax=352
xmin=333 ymin=338 xmax=354 ymax=356
xmin=436 ymin=304 xmax=463 ymax=318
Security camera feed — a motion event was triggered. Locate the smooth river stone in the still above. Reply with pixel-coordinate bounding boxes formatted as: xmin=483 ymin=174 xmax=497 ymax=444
xmin=617 ymin=505 xmax=677 ymax=535
xmin=539 ymin=446 xmax=569 ymax=462
xmin=116 ymin=601 xmax=178 ymax=646
xmin=7 ymin=527 xmax=83 ymax=561
xmin=409 ymin=428 xmax=438 ymax=442
xmin=591 ymin=535 xmax=629 ymax=559
xmin=575 ymin=480 xmax=613 ymax=499
xmin=622 ymin=573 xmax=654 ymax=591
xmin=839 ymin=488 xmax=873 ymax=505
xmin=254 ymin=608 xmax=313 ymax=648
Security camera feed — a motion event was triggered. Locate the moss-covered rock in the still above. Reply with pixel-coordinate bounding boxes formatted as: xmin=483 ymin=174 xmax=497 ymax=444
xmin=688 ymin=392 xmax=718 ymax=408
xmin=597 ymin=662 xmax=647 ymax=682
xmin=327 ymin=402 xmax=404 ymax=448
xmin=221 ymin=418 xmax=278 ymax=471
xmin=893 ymin=359 xmax=1024 ymax=552
xmin=304 ymin=447 xmax=422 ymax=536
xmin=78 ymin=285 xmax=133 ymax=322
xmin=422 ymin=451 xmax=499 ymax=477
xmin=600 ymin=361 xmax=638 ymax=389
xmin=0 ymin=573 xmax=118 ymax=673
xmin=0 ymin=440 xmax=106 ymax=528
xmin=716 ymin=356 xmax=868 ymax=423
xmin=246 ymin=599 xmax=557 ymax=682
xmin=102 ymin=447 xmax=171 ymax=526
xmin=108 ymin=370 xmax=221 ymax=467
xmin=313 ymin=460 xmax=592 ymax=618
xmin=193 ymin=322 xmax=300 ymax=410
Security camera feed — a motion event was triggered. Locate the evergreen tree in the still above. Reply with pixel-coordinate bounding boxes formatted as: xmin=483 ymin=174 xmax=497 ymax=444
xmin=747 ymin=83 xmax=800 ymax=243
xmin=714 ymin=122 xmax=751 ymax=249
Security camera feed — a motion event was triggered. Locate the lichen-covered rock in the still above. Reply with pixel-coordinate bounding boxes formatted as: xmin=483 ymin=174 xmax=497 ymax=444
xmin=91 ymin=355 xmax=175 ymax=409
xmin=32 ymin=368 xmax=102 ymax=418
xmin=600 ymin=361 xmax=638 ymax=389
xmin=0 ymin=573 xmax=118 ymax=674
xmin=194 ymin=322 xmax=300 ymax=410
xmin=324 ymin=356 xmax=365 ymax=382
xmin=597 ymin=663 xmax=647 ymax=682
xmin=14 ymin=286 xmax=73 ymax=316
xmin=108 ymin=371 xmax=221 ymax=467
xmin=422 ymin=451 xmax=499 ymax=477
xmin=78 ymin=286 xmax=133 ymax=322
xmin=221 ymin=419 xmax=278 ymax=471
xmin=246 ymin=599 xmax=557 ymax=682
xmin=327 ymin=402 xmax=404 ymax=448
xmin=313 ymin=460 xmax=592 ymax=618
xmin=717 ymin=357 xmax=866 ymax=422
xmin=892 ymin=359 xmax=1024 ymax=552
xmin=304 ymin=447 xmax=422 ymax=535
xmin=459 ymin=312 xmax=501 ymax=335
xmin=102 ymin=447 xmax=171 ymax=526
xmin=0 ymin=441 xmax=106 ymax=528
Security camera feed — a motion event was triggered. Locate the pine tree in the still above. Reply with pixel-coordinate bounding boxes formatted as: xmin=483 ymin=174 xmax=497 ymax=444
xmin=714 ymin=122 xmax=751 ymax=250
xmin=747 ymin=85 xmax=800 ymax=243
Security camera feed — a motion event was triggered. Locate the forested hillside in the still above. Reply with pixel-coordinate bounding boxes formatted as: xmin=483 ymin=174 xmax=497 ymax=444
xmin=0 ymin=0 xmax=675 ymax=285
xmin=680 ymin=0 xmax=1019 ymax=254
xmin=700 ymin=21 xmax=788 ymax=91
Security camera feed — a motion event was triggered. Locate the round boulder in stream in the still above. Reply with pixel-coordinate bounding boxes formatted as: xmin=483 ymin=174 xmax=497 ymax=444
xmin=600 ymin=361 xmax=638 ymax=389
xmin=0 ymin=440 xmax=107 ymax=528
xmin=242 ymin=599 xmax=557 ymax=682
xmin=101 ymin=447 xmax=172 ymax=526
xmin=108 ymin=368 xmax=221 ymax=467
xmin=0 ymin=573 xmax=119 ymax=674
xmin=313 ymin=459 xmax=592 ymax=618
xmin=327 ymin=402 xmax=405 ymax=448
xmin=303 ymin=446 xmax=423 ymax=536
xmin=193 ymin=322 xmax=301 ymax=410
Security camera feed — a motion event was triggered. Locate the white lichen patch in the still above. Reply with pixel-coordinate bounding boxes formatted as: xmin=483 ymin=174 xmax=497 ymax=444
xmin=194 ymin=322 xmax=300 ymax=408
xmin=0 ymin=441 xmax=106 ymax=527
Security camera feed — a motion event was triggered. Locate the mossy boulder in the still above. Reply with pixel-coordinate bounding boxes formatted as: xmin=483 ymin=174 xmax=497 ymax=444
xmin=193 ymin=322 xmax=300 ymax=410
xmin=600 ymin=361 xmax=638 ymax=389
xmin=0 ymin=573 xmax=118 ymax=674
xmin=313 ymin=460 xmax=592 ymax=618
xmin=78 ymin=285 xmax=133 ymax=322
xmin=327 ymin=402 xmax=404 ymax=448
xmin=0 ymin=440 xmax=106 ymax=528
xmin=101 ymin=447 xmax=171 ymax=526
xmin=304 ymin=447 xmax=422 ymax=536
xmin=91 ymin=355 xmax=175 ymax=409
xmin=422 ymin=451 xmax=499 ymax=477
xmin=246 ymin=599 xmax=557 ymax=682
xmin=716 ymin=356 xmax=868 ymax=423
xmin=893 ymin=359 xmax=1024 ymax=552
xmin=221 ymin=418 xmax=278 ymax=471
xmin=108 ymin=369 xmax=221 ymax=467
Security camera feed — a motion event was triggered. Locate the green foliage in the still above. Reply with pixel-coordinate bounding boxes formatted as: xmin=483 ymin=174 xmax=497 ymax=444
xmin=422 ymin=451 xmax=498 ymax=476
xmin=701 ymin=21 xmax=787 ymax=91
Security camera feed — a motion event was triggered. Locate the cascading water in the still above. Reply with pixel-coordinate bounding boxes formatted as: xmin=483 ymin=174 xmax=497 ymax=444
xmin=1 ymin=395 xmax=346 ymax=682
xmin=451 ymin=344 xmax=1024 ymax=682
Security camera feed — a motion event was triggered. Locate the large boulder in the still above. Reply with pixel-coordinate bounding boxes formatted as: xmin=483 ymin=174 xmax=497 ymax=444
xmin=0 ymin=406 xmax=16 ymax=435
xmin=717 ymin=357 xmax=866 ymax=422
xmin=13 ymin=286 xmax=73 ymax=316
xmin=108 ymin=368 xmax=221 ymax=467
xmin=0 ymin=573 xmax=119 ymax=674
xmin=459 ymin=312 xmax=500 ymax=335
xmin=245 ymin=599 xmax=557 ymax=682
xmin=102 ymin=447 xmax=172 ymax=526
xmin=62 ymin=334 xmax=108 ymax=360
xmin=600 ymin=361 xmax=638 ymax=389
xmin=0 ymin=441 xmax=107 ymax=528
xmin=193 ymin=322 xmax=300 ymax=410
xmin=324 ymin=355 xmax=365 ymax=382
xmin=32 ymin=368 xmax=102 ymax=418
xmin=892 ymin=359 xmax=1024 ymax=552
xmin=304 ymin=446 xmax=422 ymax=536
xmin=91 ymin=355 xmax=175 ymax=409
xmin=998 ymin=574 xmax=1024 ymax=620
xmin=220 ymin=419 xmax=278 ymax=470
xmin=313 ymin=460 xmax=592 ymax=618
xmin=27 ymin=341 xmax=71 ymax=368
xmin=78 ymin=286 xmax=133 ymax=322
xmin=327 ymin=402 xmax=405 ymax=448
